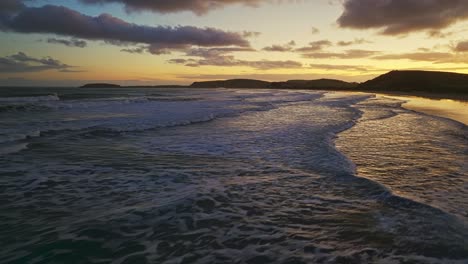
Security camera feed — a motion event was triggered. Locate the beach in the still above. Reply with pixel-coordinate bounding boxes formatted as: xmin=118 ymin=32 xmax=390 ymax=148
xmin=375 ymin=93 xmax=468 ymax=125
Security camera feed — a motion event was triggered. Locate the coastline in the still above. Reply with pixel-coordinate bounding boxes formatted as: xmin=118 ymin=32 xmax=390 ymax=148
xmin=373 ymin=92 xmax=468 ymax=125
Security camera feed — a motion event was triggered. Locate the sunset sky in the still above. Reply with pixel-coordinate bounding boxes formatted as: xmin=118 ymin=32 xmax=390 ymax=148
xmin=1 ymin=0 xmax=468 ymax=86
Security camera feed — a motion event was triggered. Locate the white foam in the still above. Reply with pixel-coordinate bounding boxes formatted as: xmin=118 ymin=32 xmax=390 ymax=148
xmin=0 ymin=94 xmax=60 ymax=103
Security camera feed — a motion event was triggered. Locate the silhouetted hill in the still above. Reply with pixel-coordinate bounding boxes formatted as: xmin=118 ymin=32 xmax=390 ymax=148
xmin=359 ymin=70 xmax=468 ymax=93
xmin=270 ymin=79 xmax=358 ymax=89
xmin=190 ymin=78 xmax=358 ymax=89
xmin=190 ymin=79 xmax=271 ymax=88
xmin=79 ymin=71 xmax=468 ymax=94
xmin=127 ymin=85 xmax=188 ymax=88
xmin=80 ymin=83 xmax=121 ymax=88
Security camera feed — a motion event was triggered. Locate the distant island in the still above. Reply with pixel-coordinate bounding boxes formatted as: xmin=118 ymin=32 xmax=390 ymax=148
xmin=80 ymin=70 xmax=468 ymax=95
xmin=80 ymin=83 xmax=121 ymax=88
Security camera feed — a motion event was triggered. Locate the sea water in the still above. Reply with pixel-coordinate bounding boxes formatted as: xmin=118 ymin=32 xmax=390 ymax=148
xmin=0 ymin=87 xmax=466 ymax=263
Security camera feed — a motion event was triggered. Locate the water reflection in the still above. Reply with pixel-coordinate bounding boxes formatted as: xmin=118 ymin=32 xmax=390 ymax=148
xmin=377 ymin=94 xmax=468 ymax=125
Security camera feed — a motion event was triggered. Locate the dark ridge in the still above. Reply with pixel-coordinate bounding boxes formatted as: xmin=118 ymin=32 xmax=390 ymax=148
xmin=190 ymin=79 xmax=271 ymax=88
xmin=78 ymin=71 xmax=468 ymax=95
xmin=189 ymin=78 xmax=358 ymax=89
xmin=359 ymin=70 xmax=468 ymax=94
xmin=80 ymin=83 xmax=121 ymax=88
xmin=127 ymin=85 xmax=188 ymax=88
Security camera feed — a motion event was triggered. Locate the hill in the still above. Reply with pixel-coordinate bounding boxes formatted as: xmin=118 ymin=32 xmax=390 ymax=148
xmin=78 ymin=71 xmax=468 ymax=95
xmin=80 ymin=83 xmax=121 ymax=88
xmin=270 ymin=79 xmax=358 ymax=89
xmin=190 ymin=78 xmax=358 ymax=89
xmin=359 ymin=70 xmax=468 ymax=94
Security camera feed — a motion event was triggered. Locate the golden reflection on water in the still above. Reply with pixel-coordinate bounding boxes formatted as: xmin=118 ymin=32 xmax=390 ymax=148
xmin=377 ymin=94 xmax=468 ymax=125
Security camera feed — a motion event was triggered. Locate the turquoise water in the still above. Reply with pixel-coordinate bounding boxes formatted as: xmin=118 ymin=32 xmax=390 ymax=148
xmin=0 ymin=88 xmax=467 ymax=263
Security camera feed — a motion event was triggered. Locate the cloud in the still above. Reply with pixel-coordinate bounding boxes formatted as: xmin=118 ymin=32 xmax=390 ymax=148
xmin=47 ymin=38 xmax=87 ymax=48
xmin=79 ymin=0 xmax=268 ymax=15
xmin=0 ymin=0 xmax=24 ymax=14
xmin=170 ymin=56 xmax=302 ymax=69
xmin=371 ymin=51 xmax=468 ymax=64
xmin=373 ymin=52 xmax=452 ymax=62
xmin=427 ymin=30 xmax=454 ymax=38
xmin=336 ymin=38 xmax=371 ymax=46
xmin=168 ymin=47 xmax=301 ymax=69
xmin=0 ymin=4 xmax=250 ymax=54
xmin=295 ymin=40 xmax=333 ymax=52
xmin=185 ymin=47 xmax=256 ymax=57
xmin=454 ymin=41 xmax=468 ymax=52
xmin=0 ymin=0 xmax=24 ymax=28
xmin=121 ymin=46 xmax=147 ymax=54
xmin=263 ymin=41 xmax=296 ymax=52
xmin=302 ymin=49 xmax=379 ymax=59
xmin=168 ymin=58 xmax=189 ymax=64
xmin=308 ymin=63 xmax=374 ymax=72
xmin=242 ymin=31 xmax=261 ymax=38
xmin=337 ymin=0 xmax=468 ymax=35
xmin=0 ymin=52 xmax=75 ymax=73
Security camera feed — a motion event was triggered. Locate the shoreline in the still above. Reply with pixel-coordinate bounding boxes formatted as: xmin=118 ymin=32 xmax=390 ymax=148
xmin=367 ymin=90 xmax=468 ymax=102
xmin=373 ymin=92 xmax=468 ymax=125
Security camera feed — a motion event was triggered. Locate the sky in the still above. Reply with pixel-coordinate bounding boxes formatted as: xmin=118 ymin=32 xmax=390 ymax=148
xmin=1 ymin=0 xmax=468 ymax=86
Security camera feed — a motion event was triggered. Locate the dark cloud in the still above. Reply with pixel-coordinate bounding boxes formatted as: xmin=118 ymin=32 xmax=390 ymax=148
xmin=454 ymin=41 xmax=468 ymax=52
xmin=168 ymin=58 xmax=189 ymax=64
xmin=262 ymin=41 xmax=296 ymax=52
xmin=242 ymin=31 xmax=261 ymax=38
xmin=338 ymin=0 xmax=468 ymax=35
xmin=0 ymin=4 xmax=250 ymax=54
xmin=302 ymin=49 xmax=379 ymax=59
xmin=121 ymin=46 xmax=146 ymax=54
xmin=0 ymin=52 xmax=75 ymax=73
xmin=336 ymin=38 xmax=371 ymax=46
xmin=427 ymin=30 xmax=454 ymax=38
xmin=47 ymin=38 xmax=87 ymax=48
xmin=185 ymin=47 xmax=255 ymax=57
xmin=0 ymin=0 xmax=24 ymax=28
xmin=79 ymin=0 xmax=267 ymax=15
xmin=295 ymin=40 xmax=333 ymax=52
xmin=0 ymin=0 xmax=24 ymax=14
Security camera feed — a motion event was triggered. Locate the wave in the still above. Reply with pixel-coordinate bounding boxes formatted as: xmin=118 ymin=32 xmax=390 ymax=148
xmin=0 ymin=94 xmax=60 ymax=103
xmin=0 ymin=142 xmax=29 ymax=155
xmin=0 ymin=103 xmax=52 ymax=113
xmin=0 ymin=112 xmax=221 ymax=155
xmin=0 ymin=93 xmax=306 ymax=155
xmin=333 ymin=94 xmax=468 ymax=226
xmin=0 ymin=130 xmax=40 ymax=144
xmin=0 ymin=95 xmax=207 ymax=114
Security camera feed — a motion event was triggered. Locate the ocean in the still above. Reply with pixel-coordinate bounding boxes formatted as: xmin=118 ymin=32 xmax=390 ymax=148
xmin=0 ymin=87 xmax=466 ymax=263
